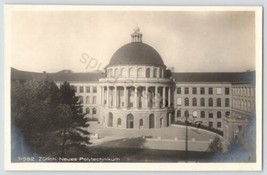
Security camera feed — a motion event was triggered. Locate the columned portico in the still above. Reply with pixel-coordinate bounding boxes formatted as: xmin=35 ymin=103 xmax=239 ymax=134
xmin=102 ymin=85 xmax=173 ymax=110
xmin=99 ymin=27 xmax=175 ymax=129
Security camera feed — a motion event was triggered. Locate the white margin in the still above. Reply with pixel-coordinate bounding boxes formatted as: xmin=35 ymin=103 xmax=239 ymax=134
xmin=4 ymin=5 xmax=263 ymax=171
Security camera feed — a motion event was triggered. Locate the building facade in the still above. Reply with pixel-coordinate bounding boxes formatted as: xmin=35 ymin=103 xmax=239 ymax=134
xmin=11 ymin=28 xmax=256 ymax=144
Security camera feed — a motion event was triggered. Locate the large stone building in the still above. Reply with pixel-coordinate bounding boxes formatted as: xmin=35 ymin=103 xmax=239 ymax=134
xmin=11 ymin=28 xmax=256 ymax=144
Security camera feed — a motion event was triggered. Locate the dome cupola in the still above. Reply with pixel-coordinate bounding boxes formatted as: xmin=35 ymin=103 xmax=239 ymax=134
xmin=108 ymin=28 xmax=166 ymax=67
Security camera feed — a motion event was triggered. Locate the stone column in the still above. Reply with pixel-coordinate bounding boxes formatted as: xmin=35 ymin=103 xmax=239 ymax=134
xmin=100 ymin=86 xmax=103 ymax=106
xmin=124 ymin=86 xmax=127 ymax=108
xmin=168 ymin=87 xmax=171 ymax=107
xmin=155 ymin=86 xmax=158 ymax=108
xmin=103 ymin=86 xmax=105 ymax=106
xmin=163 ymin=86 xmax=166 ymax=108
xmin=107 ymin=86 xmax=109 ymax=107
xmin=134 ymin=86 xmax=138 ymax=108
xmin=145 ymin=86 xmax=148 ymax=108
xmin=114 ymin=86 xmax=117 ymax=108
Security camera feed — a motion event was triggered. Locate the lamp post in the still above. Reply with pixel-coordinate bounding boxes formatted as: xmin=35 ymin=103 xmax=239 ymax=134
xmin=184 ymin=111 xmax=189 ymax=161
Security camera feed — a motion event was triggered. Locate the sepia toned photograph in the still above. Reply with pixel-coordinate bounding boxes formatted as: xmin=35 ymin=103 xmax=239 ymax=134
xmin=4 ymin=5 xmax=262 ymax=171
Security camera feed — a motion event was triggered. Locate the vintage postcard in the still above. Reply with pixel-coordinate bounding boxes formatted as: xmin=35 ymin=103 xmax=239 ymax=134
xmin=4 ymin=5 xmax=262 ymax=171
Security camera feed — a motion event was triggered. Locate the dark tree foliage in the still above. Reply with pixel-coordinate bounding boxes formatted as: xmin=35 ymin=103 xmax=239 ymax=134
xmin=57 ymin=82 xmax=90 ymax=158
xmin=11 ymin=75 xmax=90 ymax=159
xmin=207 ymin=135 xmax=222 ymax=152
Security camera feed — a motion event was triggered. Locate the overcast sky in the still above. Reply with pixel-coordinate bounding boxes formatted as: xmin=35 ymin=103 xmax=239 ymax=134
xmin=11 ymin=10 xmax=255 ymax=73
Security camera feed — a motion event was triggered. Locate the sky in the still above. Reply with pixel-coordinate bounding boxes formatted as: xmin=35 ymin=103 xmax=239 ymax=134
xmin=11 ymin=10 xmax=255 ymax=73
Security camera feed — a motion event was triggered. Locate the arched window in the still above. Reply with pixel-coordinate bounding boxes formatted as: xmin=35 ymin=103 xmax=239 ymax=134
xmin=121 ymin=68 xmax=127 ymax=77
xmin=146 ymin=68 xmax=150 ymax=78
xmin=225 ymin=98 xmax=230 ymax=107
xmin=217 ymin=98 xmax=221 ymax=107
xmin=251 ymin=88 xmax=254 ymax=97
xmin=217 ymin=111 xmax=221 ymax=118
xmin=244 ymin=100 xmax=247 ymax=111
xmin=177 ymin=110 xmax=181 ymax=117
xmin=200 ymin=98 xmax=205 ymax=106
xmin=106 ymin=69 xmax=110 ymax=77
xmin=248 ymin=101 xmax=251 ymax=112
xmin=159 ymin=68 xmax=162 ymax=78
xmin=161 ymin=69 xmax=164 ymax=78
xmin=93 ymin=108 xmax=97 ymax=114
xmin=153 ymin=68 xmax=157 ymax=78
xmin=86 ymin=108 xmax=90 ymax=114
xmin=201 ymin=111 xmax=205 ymax=118
xmin=110 ymin=69 xmax=113 ymax=77
xmin=185 ymin=98 xmax=189 ymax=106
xmin=117 ymin=118 xmax=122 ymax=125
xmin=114 ymin=68 xmax=119 ymax=78
xmin=192 ymin=98 xmax=197 ymax=106
xmin=247 ymin=88 xmax=250 ymax=96
xmin=208 ymin=98 xmax=213 ymax=107
xmin=137 ymin=68 xmax=144 ymax=77
xmin=129 ymin=67 xmax=135 ymax=77
xmin=139 ymin=119 xmax=143 ymax=126
xmin=225 ymin=111 xmax=230 ymax=117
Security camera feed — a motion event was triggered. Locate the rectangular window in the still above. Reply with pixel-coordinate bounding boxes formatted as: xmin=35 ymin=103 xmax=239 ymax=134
xmin=93 ymin=87 xmax=97 ymax=93
xmin=74 ymin=86 xmax=77 ymax=93
xmin=79 ymin=96 xmax=84 ymax=104
xmin=177 ymin=87 xmax=181 ymax=94
xmin=209 ymin=88 xmax=213 ymax=94
xmin=200 ymin=88 xmax=205 ymax=94
xmin=185 ymin=87 xmax=189 ymax=94
xmin=86 ymin=96 xmax=90 ymax=104
xmin=86 ymin=86 xmax=90 ymax=93
xmin=201 ymin=111 xmax=205 ymax=118
xmin=200 ymin=98 xmax=205 ymax=106
xmin=209 ymin=122 xmax=213 ymax=128
xmin=209 ymin=112 xmax=213 ymax=118
xmin=216 ymin=88 xmax=222 ymax=95
xmin=225 ymin=87 xmax=230 ymax=95
xmin=193 ymin=87 xmax=197 ymax=94
xmin=92 ymin=96 xmax=96 ymax=104
xmin=217 ymin=122 xmax=222 ymax=128
xmin=80 ymin=86 xmax=84 ymax=93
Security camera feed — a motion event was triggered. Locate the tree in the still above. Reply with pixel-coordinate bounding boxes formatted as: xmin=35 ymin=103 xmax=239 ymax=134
xmin=11 ymin=76 xmax=90 ymax=159
xmin=11 ymin=75 xmax=61 ymax=155
xmin=57 ymin=81 xmax=90 ymax=158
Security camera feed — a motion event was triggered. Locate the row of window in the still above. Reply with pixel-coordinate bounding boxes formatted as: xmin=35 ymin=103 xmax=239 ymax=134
xmin=107 ymin=66 xmax=165 ymax=78
xmin=233 ymin=99 xmax=255 ymax=112
xmin=233 ymin=87 xmax=254 ymax=97
xmin=176 ymin=87 xmax=230 ymax=95
xmin=177 ymin=110 xmax=230 ymax=119
xmin=85 ymin=107 xmax=97 ymax=114
xmin=177 ymin=97 xmax=230 ymax=107
xmin=73 ymin=86 xmax=97 ymax=93
xmin=79 ymin=96 xmax=97 ymax=104
xmin=115 ymin=118 xmax=145 ymax=126
xmin=209 ymin=121 xmax=221 ymax=128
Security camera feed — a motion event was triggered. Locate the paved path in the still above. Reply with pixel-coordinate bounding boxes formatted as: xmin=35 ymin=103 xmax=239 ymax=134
xmin=87 ymin=123 xmax=219 ymax=151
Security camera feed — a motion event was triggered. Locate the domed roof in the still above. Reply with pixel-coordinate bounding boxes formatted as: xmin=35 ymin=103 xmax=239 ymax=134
xmin=108 ymin=42 xmax=165 ymax=67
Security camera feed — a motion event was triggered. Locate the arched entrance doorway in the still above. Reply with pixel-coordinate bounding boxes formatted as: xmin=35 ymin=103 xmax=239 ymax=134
xmin=168 ymin=112 xmax=175 ymax=126
xmin=149 ymin=114 xmax=155 ymax=128
xmin=127 ymin=114 xmax=134 ymax=128
xmin=108 ymin=112 xmax=113 ymax=127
